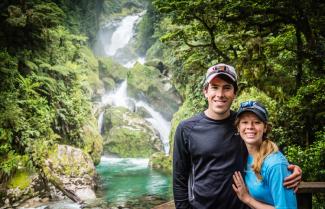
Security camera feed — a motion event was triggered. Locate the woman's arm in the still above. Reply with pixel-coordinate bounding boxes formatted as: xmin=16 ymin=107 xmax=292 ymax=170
xmin=232 ymin=171 xmax=275 ymax=209
xmin=267 ymin=163 xmax=298 ymax=209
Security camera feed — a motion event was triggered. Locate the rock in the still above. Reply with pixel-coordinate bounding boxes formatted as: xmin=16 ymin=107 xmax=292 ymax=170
xmin=103 ymin=106 xmax=164 ymax=157
xmin=43 ymin=145 xmax=97 ymax=202
xmin=127 ymin=63 xmax=181 ymax=120
xmin=75 ymin=188 xmax=96 ymax=200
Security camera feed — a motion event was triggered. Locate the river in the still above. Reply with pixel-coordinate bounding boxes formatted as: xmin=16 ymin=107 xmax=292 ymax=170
xmin=96 ymin=157 xmax=172 ymax=208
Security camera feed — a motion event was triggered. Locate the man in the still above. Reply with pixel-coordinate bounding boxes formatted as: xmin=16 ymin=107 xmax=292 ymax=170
xmin=173 ymin=63 xmax=301 ymax=209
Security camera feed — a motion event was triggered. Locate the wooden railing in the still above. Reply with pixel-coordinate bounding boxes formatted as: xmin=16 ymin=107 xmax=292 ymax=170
xmin=152 ymin=182 xmax=325 ymax=209
xmin=297 ymin=182 xmax=325 ymax=209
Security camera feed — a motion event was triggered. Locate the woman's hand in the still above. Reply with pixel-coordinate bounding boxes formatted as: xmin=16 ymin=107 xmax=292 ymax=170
xmin=284 ymin=164 xmax=302 ymax=192
xmin=232 ymin=171 xmax=251 ymax=204
xmin=232 ymin=171 xmax=275 ymax=209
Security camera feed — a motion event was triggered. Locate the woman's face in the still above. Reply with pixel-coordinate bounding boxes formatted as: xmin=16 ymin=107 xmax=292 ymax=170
xmin=237 ymin=112 xmax=267 ymax=148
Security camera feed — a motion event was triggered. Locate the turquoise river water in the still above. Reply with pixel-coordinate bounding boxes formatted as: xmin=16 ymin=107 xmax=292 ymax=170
xmin=95 ymin=156 xmax=173 ymax=208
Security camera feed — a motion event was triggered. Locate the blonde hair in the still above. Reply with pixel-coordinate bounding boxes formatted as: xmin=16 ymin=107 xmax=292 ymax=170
xmin=235 ymin=118 xmax=279 ymax=180
xmin=252 ymin=139 xmax=278 ymax=180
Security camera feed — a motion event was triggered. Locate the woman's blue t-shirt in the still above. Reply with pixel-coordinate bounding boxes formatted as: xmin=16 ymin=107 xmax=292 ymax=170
xmin=245 ymin=152 xmax=297 ymax=209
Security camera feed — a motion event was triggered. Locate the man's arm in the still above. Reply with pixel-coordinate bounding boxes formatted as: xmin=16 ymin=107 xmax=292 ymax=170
xmin=284 ymin=164 xmax=302 ymax=192
xmin=173 ymin=123 xmax=192 ymax=209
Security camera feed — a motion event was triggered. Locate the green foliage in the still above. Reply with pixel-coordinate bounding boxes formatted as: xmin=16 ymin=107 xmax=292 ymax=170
xmin=275 ymin=78 xmax=325 ymax=147
xmin=233 ymin=87 xmax=277 ymax=122
xmin=128 ymin=63 xmax=161 ymax=93
xmin=285 ymin=131 xmax=325 ymax=181
xmin=150 ymin=152 xmax=172 ymax=174
xmin=0 ymin=0 xmax=105 ymax=188
xmin=134 ymin=1 xmax=158 ymax=56
xmin=5 ymin=6 xmax=27 ymax=27
xmin=101 ymin=0 xmax=145 ymax=22
xmin=28 ymin=2 xmax=65 ymax=28
xmin=1 ymin=2 xmax=65 ymax=50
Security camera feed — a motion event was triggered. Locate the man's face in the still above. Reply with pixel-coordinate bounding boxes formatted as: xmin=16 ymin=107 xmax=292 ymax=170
xmin=203 ymin=76 xmax=236 ymax=120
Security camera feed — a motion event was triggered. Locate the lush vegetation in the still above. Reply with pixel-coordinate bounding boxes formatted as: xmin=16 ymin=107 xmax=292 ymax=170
xmin=0 ymin=0 xmax=105 ymax=196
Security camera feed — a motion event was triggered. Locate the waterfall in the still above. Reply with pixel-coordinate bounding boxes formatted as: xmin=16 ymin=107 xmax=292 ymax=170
xmin=105 ymin=15 xmax=140 ymax=56
xmin=98 ymin=112 xmax=104 ymax=134
xmin=95 ymin=12 xmax=173 ymax=154
xmin=101 ymin=81 xmax=129 ymax=108
xmin=94 ymin=13 xmax=146 ymax=68
xmin=98 ymin=81 xmax=170 ymax=154
xmin=136 ymin=101 xmax=170 ymax=154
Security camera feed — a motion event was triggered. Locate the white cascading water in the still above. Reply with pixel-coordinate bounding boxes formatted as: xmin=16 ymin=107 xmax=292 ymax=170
xmin=136 ymin=101 xmax=171 ymax=154
xmin=97 ymin=80 xmax=130 ymax=135
xmin=97 ymin=112 xmax=104 ymax=134
xmin=105 ymin=15 xmax=140 ymax=56
xmin=101 ymin=80 xmax=129 ymax=107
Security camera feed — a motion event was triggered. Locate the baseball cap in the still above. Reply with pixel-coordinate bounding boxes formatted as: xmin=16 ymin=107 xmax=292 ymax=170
xmin=203 ymin=63 xmax=237 ymax=87
xmin=236 ymin=101 xmax=268 ymax=122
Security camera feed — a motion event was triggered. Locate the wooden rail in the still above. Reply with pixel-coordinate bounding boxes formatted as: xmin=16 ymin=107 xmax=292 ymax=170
xmin=297 ymin=182 xmax=325 ymax=209
xmin=152 ymin=182 xmax=325 ymax=209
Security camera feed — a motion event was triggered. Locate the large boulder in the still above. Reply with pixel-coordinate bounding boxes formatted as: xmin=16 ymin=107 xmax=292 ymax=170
xmin=43 ymin=145 xmax=97 ymax=201
xmin=102 ymin=106 xmax=163 ymax=157
xmin=98 ymin=57 xmax=129 ymax=91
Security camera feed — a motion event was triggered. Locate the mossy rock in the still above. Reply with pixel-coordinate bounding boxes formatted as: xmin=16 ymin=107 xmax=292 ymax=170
xmin=107 ymin=127 xmax=157 ymax=157
xmin=44 ymin=144 xmax=96 ymax=178
xmin=98 ymin=57 xmax=128 ymax=83
xmin=127 ymin=62 xmax=160 ymax=93
xmin=149 ymin=152 xmax=172 ymax=174
xmin=102 ymin=77 xmax=115 ymax=91
xmin=103 ymin=106 xmax=163 ymax=157
xmin=81 ymin=117 xmax=104 ymax=165
xmin=7 ymin=170 xmax=32 ymax=190
xmin=127 ymin=63 xmax=181 ymax=120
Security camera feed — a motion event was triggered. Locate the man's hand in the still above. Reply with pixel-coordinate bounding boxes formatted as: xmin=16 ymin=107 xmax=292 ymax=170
xmin=284 ymin=164 xmax=302 ymax=193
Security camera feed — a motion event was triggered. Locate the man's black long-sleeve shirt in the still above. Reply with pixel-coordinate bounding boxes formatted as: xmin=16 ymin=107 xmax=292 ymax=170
xmin=173 ymin=111 xmax=249 ymax=209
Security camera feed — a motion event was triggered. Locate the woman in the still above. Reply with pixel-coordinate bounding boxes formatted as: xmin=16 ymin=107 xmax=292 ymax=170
xmin=232 ymin=101 xmax=297 ymax=209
